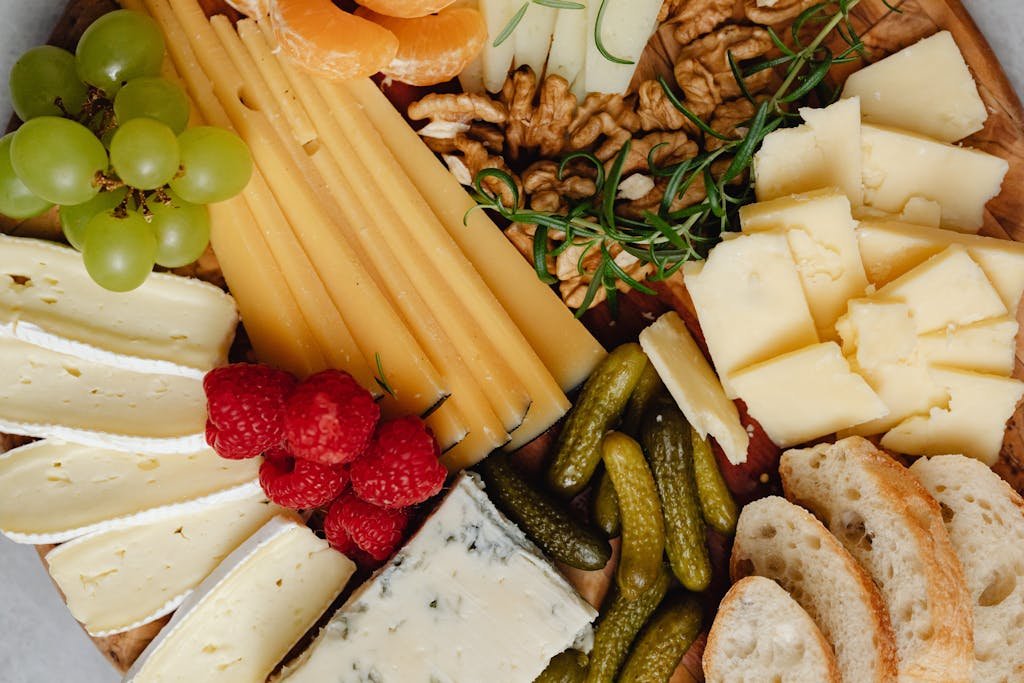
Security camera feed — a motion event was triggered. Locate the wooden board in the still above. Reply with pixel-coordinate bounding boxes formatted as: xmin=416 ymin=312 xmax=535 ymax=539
xmin=13 ymin=0 xmax=1024 ymax=677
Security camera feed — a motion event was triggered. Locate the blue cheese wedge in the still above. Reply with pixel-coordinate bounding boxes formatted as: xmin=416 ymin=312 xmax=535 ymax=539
xmin=125 ymin=517 xmax=355 ymax=683
xmin=279 ymin=473 xmax=598 ymax=683
xmin=0 ymin=235 xmax=237 ymax=378
xmin=0 ymin=440 xmax=260 ymax=544
xmin=46 ymin=495 xmax=286 ymax=636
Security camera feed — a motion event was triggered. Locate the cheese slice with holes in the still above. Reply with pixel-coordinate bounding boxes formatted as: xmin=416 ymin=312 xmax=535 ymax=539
xmin=46 ymin=495 xmax=286 ymax=636
xmin=917 ymin=317 xmax=1019 ymax=376
xmin=0 ymin=235 xmax=237 ymax=378
xmin=0 ymin=440 xmax=260 ymax=544
xmin=125 ymin=517 xmax=355 ymax=683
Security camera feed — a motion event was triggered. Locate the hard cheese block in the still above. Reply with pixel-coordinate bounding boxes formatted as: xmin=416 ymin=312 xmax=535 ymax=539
xmin=842 ymin=31 xmax=987 ymax=143
xmin=280 ymin=473 xmax=597 ymax=683
xmin=125 ymin=517 xmax=355 ymax=683
xmin=47 ymin=495 xmax=284 ymax=636
xmin=0 ymin=440 xmax=260 ymax=544
xmin=729 ymin=342 xmax=888 ymax=448
xmin=0 ymin=235 xmax=237 ymax=378
xmin=638 ymin=312 xmax=749 ymax=465
xmin=917 ymin=318 xmax=1019 ymax=376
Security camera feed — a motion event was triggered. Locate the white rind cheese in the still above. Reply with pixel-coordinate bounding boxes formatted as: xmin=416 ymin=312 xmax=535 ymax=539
xmin=125 ymin=517 xmax=355 ymax=683
xmin=0 ymin=235 xmax=237 ymax=378
xmin=0 ymin=440 xmax=261 ymax=544
xmin=279 ymin=473 xmax=597 ymax=683
xmin=46 ymin=496 xmax=286 ymax=636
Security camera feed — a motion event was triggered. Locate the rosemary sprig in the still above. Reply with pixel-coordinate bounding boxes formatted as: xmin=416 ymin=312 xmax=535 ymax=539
xmin=493 ymin=0 xmax=585 ymax=48
xmin=374 ymin=352 xmax=397 ymax=399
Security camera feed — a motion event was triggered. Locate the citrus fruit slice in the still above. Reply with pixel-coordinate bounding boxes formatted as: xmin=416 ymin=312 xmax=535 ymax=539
xmin=353 ymin=0 xmax=457 ymax=20
xmin=355 ymin=7 xmax=487 ymax=87
xmin=269 ymin=0 xmax=399 ymax=81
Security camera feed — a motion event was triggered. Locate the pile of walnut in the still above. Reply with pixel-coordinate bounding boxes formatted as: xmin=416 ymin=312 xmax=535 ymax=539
xmin=408 ymin=0 xmax=816 ymax=309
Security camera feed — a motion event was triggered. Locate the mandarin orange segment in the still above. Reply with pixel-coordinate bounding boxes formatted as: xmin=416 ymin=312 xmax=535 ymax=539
xmin=353 ymin=0 xmax=457 ymax=20
xmin=355 ymin=7 xmax=487 ymax=87
xmin=269 ymin=0 xmax=399 ymax=81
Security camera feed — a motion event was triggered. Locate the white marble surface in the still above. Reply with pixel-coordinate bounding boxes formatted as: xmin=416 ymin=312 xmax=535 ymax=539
xmin=0 ymin=0 xmax=1021 ymax=681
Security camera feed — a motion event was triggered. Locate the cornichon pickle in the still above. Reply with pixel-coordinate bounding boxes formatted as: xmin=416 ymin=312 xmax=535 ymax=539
xmin=621 ymin=361 xmax=663 ymax=437
xmin=592 ymin=468 xmax=620 ymax=537
xmin=691 ymin=428 xmax=739 ymax=535
xmin=618 ymin=593 xmax=703 ymax=683
xmin=534 ymin=650 xmax=588 ymax=683
xmin=476 ymin=454 xmax=611 ymax=570
xmin=547 ymin=343 xmax=648 ymax=498
xmin=641 ymin=399 xmax=711 ymax=592
xmin=585 ymin=565 xmax=672 ymax=683
xmin=601 ymin=431 xmax=665 ymax=600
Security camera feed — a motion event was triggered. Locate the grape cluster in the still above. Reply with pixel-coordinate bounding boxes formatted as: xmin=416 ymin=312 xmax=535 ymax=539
xmin=0 ymin=10 xmax=253 ymax=292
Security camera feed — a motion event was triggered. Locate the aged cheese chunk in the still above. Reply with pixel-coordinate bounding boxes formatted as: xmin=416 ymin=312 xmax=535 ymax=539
xmin=860 ymin=123 xmax=1008 ymax=233
xmin=856 ymin=220 xmax=1024 ymax=312
xmin=842 ymin=31 xmax=987 ymax=143
xmin=514 ymin=1 xmax=558 ymax=76
xmin=683 ymin=232 xmax=818 ymax=396
xmin=0 ymin=440 xmax=259 ymax=544
xmin=740 ymin=189 xmax=868 ymax=339
xmin=872 ymin=245 xmax=1007 ymax=334
xmin=882 ymin=368 xmax=1024 ymax=465
xmin=584 ymin=0 xmax=661 ymax=94
xmin=547 ymin=6 xmax=588 ymax=95
xmin=729 ymin=342 xmax=888 ymax=448
xmin=753 ymin=98 xmax=862 ymax=205
xmin=125 ymin=518 xmax=355 ymax=683
xmin=638 ymin=312 xmax=749 ymax=465
xmin=917 ymin=317 xmax=1019 ymax=376
xmin=280 ymin=473 xmax=596 ymax=683
xmin=853 ymin=196 xmax=943 ymax=228
xmin=47 ymin=496 xmax=285 ymax=636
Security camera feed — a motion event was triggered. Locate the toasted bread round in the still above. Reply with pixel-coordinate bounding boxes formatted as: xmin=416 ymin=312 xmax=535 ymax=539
xmin=731 ymin=496 xmax=898 ymax=683
xmin=911 ymin=454 xmax=1024 ymax=683
xmin=704 ymin=576 xmax=841 ymax=683
xmin=780 ymin=436 xmax=973 ymax=682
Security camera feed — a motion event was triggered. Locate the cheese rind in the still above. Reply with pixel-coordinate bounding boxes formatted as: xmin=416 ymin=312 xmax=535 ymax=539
xmin=917 ymin=317 xmax=1019 ymax=376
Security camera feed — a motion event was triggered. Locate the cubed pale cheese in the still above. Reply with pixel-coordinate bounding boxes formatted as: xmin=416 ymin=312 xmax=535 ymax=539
xmin=683 ymin=232 xmax=818 ymax=396
xmin=584 ymin=0 xmax=661 ymax=94
xmin=740 ymin=189 xmax=868 ymax=339
xmin=638 ymin=312 xmax=749 ymax=465
xmin=917 ymin=317 xmax=1019 ymax=376
xmin=547 ymin=5 xmax=588 ymax=96
xmin=842 ymin=31 xmax=987 ymax=143
xmin=860 ymin=123 xmax=1008 ymax=233
xmin=728 ymin=342 xmax=888 ymax=448
xmin=753 ymin=98 xmax=862 ymax=205
xmin=872 ymin=245 xmax=1007 ymax=334
xmin=882 ymin=367 xmax=1024 ymax=465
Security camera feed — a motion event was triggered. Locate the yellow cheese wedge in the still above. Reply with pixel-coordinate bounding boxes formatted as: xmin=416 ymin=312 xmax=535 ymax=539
xmin=917 ymin=317 xmax=1019 ymax=377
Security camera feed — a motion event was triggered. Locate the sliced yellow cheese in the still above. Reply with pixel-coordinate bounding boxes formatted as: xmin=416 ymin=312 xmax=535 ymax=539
xmin=917 ymin=317 xmax=1019 ymax=377
xmin=852 ymin=196 xmax=943 ymax=228
xmin=638 ymin=312 xmax=748 ymax=464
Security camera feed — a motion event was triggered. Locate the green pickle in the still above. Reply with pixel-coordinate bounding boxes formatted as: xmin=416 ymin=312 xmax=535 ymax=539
xmin=547 ymin=343 xmax=648 ymax=498
xmin=534 ymin=650 xmax=588 ymax=683
xmin=601 ymin=432 xmax=665 ymax=600
xmin=691 ymin=428 xmax=739 ymax=535
xmin=618 ymin=593 xmax=703 ymax=683
xmin=620 ymin=360 xmax=663 ymax=437
xmin=592 ymin=468 xmax=620 ymax=537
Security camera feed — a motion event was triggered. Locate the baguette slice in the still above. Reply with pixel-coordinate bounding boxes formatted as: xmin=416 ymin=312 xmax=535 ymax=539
xmin=780 ymin=437 xmax=973 ymax=682
xmin=910 ymin=454 xmax=1024 ymax=683
xmin=704 ymin=576 xmax=841 ymax=683
xmin=731 ymin=496 xmax=898 ymax=683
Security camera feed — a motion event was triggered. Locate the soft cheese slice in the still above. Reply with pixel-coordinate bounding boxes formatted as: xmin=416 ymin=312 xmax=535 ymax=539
xmin=860 ymin=123 xmax=1008 ymax=233
xmin=480 ymin=0 xmax=520 ymax=91
xmin=729 ymin=342 xmax=888 ymax=448
xmin=47 ymin=496 xmax=285 ymax=636
xmin=917 ymin=317 xmax=1019 ymax=376
xmin=584 ymin=0 xmax=661 ymax=94
xmin=753 ymin=98 xmax=862 ymax=205
xmin=872 ymin=245 xmax=1007 ymax=334
xmin=740 ymin=189 xmax=868 ymax=338
xmin=639 ymin=312 xmax=749 ymax=465
xmin=842 ymin=31 xmax=987 ymax=143
xmin=514 ymin=1 xmax=558 ymax=77
xmin=280 ymin=473 xmax=597 ymax=683
xmin=0 ymin=336 xmax=205 ymax=453
xmin=882 ymin=367 xmax=1024 ymax=465
xmin=856 ymin=220 xmax=1024 ymax=312
xmin=683 ymin=232 xmax=818 ymax=396
xmin=0 ymin=235 xmax=237 ymax=378
xmin=125 ymin=517 xmax=355 ymax=683
xmin=547 ymin=5 xmax=588 ymax=96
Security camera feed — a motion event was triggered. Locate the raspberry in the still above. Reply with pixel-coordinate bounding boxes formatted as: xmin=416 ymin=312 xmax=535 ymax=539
xmin=259 ymin=447 xmax=348 ymax=509
xmin=284 ymin=370 xmax=380 ymax=466
xmin=325 ymin=493 xmax=410 ymax=562
xmin=204 ymin=364 xmax=296 ymax=460
xmin=350 ymin=416 xmax=446 ymax=508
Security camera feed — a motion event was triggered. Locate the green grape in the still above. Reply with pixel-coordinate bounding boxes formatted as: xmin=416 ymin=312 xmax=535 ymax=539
xmin=59 ymin=187 xmax=128 ymax=250
xmin=9 ymin=46 xmax=88 ymax=121
xmin=170 ymin=126 xmax=252 ymax=204
xmin=0 ymin=133 xmax=53 ymax=220
xmin=82 ymin=209 xmax=157 ymax=292
xmin=148 ymin=190 xmax=211 ymax=268
xmin=110 ymin=118 xmax=179 ymax=190
xmin=114 ymin=77 xmax=190 ymax=134
xmin=10 ymin=117 xmax=108 ymax=206
xmin=76 ymin=10 xmax=165 ymax=95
